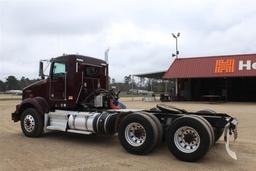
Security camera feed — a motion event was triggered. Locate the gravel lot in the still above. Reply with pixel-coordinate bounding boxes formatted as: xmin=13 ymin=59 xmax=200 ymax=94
xmin=0 ymin=99 xmax=256 ymax=171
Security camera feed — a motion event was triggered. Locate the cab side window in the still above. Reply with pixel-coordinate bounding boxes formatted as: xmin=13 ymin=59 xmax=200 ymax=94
xmin=52 ymin=62 xmax=66 ymax=77
xmin=85 ymin=66 xmax=101 ymax=77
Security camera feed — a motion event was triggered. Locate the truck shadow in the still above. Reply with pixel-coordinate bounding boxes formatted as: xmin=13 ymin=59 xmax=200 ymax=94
xmin=43 ymin=131 xmax=120 ymax=145
xmin=42 ymin=131 xmax=171 ymax=155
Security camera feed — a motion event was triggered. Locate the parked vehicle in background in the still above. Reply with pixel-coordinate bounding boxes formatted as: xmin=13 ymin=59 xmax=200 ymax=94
xmin=5 ymin=90 xmax=22 ymax=95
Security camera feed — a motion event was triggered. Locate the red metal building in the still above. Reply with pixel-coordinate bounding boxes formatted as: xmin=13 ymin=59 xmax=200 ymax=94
xmin=163 ymin=54 xmax=256 ymax=101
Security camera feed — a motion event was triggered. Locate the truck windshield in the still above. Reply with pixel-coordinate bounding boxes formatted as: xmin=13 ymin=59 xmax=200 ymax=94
xmin=53 ymin=62 xmax=66 ymax=77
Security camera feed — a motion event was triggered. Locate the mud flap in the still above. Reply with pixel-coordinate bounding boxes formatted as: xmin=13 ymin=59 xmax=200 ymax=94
xmin=224 ymin=122 xmax=238 ymax=160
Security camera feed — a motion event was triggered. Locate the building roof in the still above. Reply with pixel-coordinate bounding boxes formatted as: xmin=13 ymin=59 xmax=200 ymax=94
xmin=164 ymin=54 xmax=256 ymax=79
xmin=134 ymin=71 xmax=166 ymax=79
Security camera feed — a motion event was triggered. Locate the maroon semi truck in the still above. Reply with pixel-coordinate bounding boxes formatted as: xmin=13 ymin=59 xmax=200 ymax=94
xmin=12 ymin=54 xmax=238 ymax=162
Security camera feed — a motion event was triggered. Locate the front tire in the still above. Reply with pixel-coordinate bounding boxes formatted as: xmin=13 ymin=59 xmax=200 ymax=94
xmin=20 ymin=108 xmax=44 ymax=137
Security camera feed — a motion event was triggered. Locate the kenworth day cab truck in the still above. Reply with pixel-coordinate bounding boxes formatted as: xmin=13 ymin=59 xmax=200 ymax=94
xmin=12 ymin=54 xmax=238 ymax=162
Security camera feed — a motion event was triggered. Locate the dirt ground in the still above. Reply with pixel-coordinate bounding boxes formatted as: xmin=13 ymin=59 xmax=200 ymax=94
xmin=0 ymin=98 xmax=256 ymax=171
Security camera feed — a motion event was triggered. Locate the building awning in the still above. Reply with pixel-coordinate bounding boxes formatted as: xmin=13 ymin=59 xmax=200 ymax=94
xmin=134 ymin=71 xmax=166 ymax=79
xmin=164 ymin=54 xmax=256 ymax=79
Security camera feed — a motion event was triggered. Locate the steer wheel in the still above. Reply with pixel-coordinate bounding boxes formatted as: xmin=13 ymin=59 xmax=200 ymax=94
xmin=20 ymin=108 xmax=44 ymax=137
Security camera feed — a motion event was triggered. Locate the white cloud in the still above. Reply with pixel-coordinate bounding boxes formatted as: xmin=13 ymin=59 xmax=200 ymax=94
xmin=1 ymin=0 xmax=256 ymax=82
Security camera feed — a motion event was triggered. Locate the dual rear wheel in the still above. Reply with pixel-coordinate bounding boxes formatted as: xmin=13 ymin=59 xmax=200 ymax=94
xmin=167 ymin=115 xmax=214 ymax=162
xmin=119 ymin=113 xmax=215 ymax=162
xmin=118 ymin=112 xmax=162 ymax=155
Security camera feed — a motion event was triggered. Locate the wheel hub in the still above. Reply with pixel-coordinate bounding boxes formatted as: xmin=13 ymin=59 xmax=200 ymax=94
xmin=134 ymin=128 xmax=144 ymax=138
xmin=24 ymin=114 xmax=35 ymax=133
xmin=184 ymin=133 xmax=196 ymax=143
xmin=125 ymin=122 xmax=146 ymax=147
xmin=174 ymin=126 xmax=200 ymax=153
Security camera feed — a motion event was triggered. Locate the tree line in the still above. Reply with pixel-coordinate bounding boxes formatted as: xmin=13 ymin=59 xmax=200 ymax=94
xmin=109 ymin=75 xmax=174 ymax=94
xmin=0 ymin=75 xmax=173 ymax=94
xmin=0 ymin=76 xmax=39 ymax=92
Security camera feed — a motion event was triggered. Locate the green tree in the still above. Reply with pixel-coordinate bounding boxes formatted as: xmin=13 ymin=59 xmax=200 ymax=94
xmin=111 ymin=78 xmax=116 ymax=84
xmin=124 ymin=75 xmax=131 ymax=84
xmin=0 ymin=80 xmax=6 ymax=91
xmin=6 ymin=76 xmax=20 ymax=90
xmin=19 ymin=76 xmax=27 ymax=89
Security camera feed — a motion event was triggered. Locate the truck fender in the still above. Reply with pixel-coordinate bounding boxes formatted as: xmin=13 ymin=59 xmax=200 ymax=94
xmin=33 ymin=97 xmax=50 ymax=114
xmin=13 ymin=97 xmax=49 ymax=122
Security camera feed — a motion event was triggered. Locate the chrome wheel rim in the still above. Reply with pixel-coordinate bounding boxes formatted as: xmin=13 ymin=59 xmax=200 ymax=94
xmin=125 ymin=122 xmax=146 ymax=147
xmin=174 ymin=126 xmax=200 ymax=153
xmin=24 ymin=114 xmax=35 ymax=132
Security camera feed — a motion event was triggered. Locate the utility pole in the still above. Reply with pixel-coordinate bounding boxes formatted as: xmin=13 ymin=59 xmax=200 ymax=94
xmin=171 ymin=33 xmax=180 ymax=98
xmin=171 ymin=33 xmax=180 ymax=58
xmin=105 ymin=48 xmax=110 ymax=90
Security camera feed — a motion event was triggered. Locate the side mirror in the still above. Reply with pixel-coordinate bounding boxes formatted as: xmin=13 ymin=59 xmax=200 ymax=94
xmin=39 ymin=61 xmax=45 ymax=79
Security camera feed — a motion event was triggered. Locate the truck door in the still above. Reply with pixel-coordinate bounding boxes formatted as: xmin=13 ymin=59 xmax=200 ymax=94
xmin=50 ymin=62 xmax=67 ymax=102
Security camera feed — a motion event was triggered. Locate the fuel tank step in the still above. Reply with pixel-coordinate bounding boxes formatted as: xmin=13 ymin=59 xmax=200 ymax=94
xmin=46 ymin=126 xmax=66 ymax=132
xmin=67 ymin=129 xmax=92 ymax=135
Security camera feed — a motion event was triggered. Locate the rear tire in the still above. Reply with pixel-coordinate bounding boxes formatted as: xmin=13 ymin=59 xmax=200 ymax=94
xmin=20 ymin=108 xmax=44 ymax=137
xmin=191 ymin=115 xmax=215 ymax=146
xmin=167 ymin=116 xmax=211 ymax=162
xmin=118 ymin=113 xmax=158 ymax=155
xmin=142 ymin=112 xmax=163 ymax=145
xmin=196 ymin=109 xmax=223 ymax=142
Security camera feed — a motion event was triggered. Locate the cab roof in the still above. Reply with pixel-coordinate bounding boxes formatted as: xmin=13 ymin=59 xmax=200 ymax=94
xmin=52 ymin=54 xmax=107 ymax=66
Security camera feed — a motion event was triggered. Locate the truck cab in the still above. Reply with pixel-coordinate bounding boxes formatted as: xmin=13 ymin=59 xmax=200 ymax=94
xmin=21 ymin=54 xmax=109 ymax=110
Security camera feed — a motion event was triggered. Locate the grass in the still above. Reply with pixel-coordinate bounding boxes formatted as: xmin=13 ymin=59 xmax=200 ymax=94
xmin=0 ymin=94 xmax=22 ymax=101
